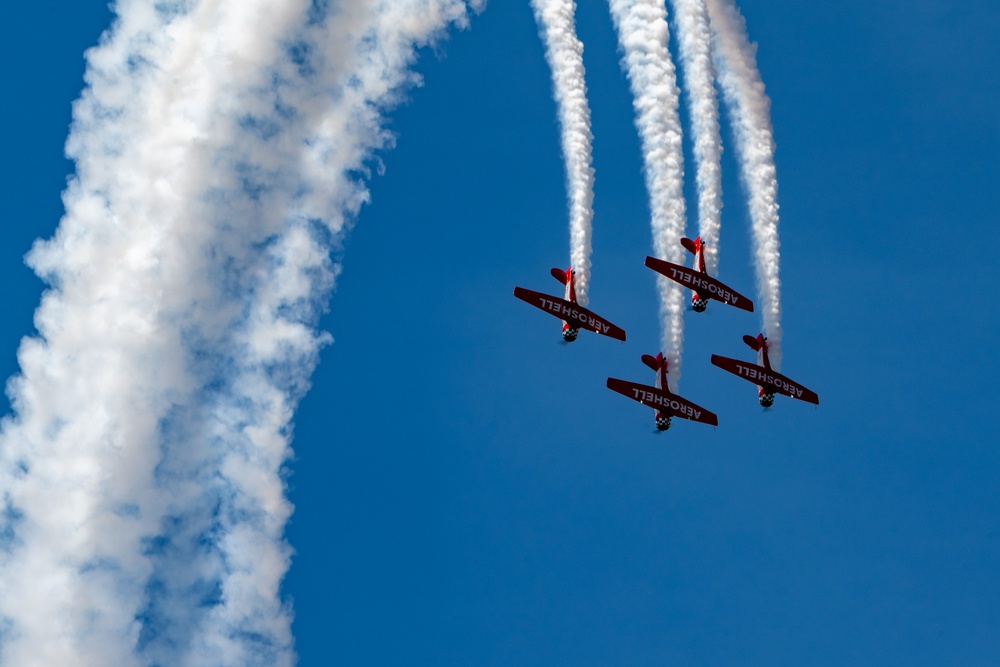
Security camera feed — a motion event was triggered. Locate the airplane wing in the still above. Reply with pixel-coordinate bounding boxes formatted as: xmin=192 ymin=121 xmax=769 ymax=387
xmin=513 ymin=287 xmax=627 ymax=341
xmin=606 ymin=378 xmax=719 ymax=426
xmin=644 ymin=257 xmax=754 ymax=312
xmin=710 ymin=355 xmax=820 ymax=405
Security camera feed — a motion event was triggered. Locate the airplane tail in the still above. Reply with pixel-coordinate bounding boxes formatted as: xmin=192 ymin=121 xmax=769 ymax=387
xmin=680 ymin=237 xmax=701 ymax=255
xmin=744 ymin=333 xmax=770 ymax=370
xmin=743 ymin=334 xmax=763 ymax=351
xmin=551 ymin=267 xmax=576 ymax=302
xmin=640 ymin=354 xmax=660 ymax=372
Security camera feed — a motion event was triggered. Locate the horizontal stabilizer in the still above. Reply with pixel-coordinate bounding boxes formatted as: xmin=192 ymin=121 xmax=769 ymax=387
xmin=680 ymin=237 xmax=699 ymax=254
xmin=550 ymin=268 xmax=569 ymax=285
xmin=640 ymin=354 xmax=660 ymax=372
xmin=743 ymin=334 xmax=762 ymax=351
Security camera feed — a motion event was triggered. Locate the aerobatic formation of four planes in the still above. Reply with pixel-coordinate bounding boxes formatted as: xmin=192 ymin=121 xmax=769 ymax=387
xmin=514 ymin=236 xmax=819 ymax=432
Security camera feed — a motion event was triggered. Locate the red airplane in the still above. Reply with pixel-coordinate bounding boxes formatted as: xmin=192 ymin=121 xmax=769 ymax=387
xmin=514 ymin=268 xmax=627 ymax=343
xmin=711 ymin=333 xmax=819 ymax=407
xmin=606 ymin=352 xmax=719 ymax=431
xmin=644 ymin=237 xmax=754 ymax=313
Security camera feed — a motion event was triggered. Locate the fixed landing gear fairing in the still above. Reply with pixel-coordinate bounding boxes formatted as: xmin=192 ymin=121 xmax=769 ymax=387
xmin=711 ymin=333 xmax=819 ymax=407
xmin=606 ymin=352 xmax=719 ymax=431
xmin=645 ymin=237 xmax=754 ymax=313
xmin=514 ymin=268 xmax=627 ymax=343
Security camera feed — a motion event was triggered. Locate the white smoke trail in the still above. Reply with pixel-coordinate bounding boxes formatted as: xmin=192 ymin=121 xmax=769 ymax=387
xmin=705 ymin=0 xmax=782 ymax=368
xmin=0 ymin=1 xmax=480 ymax=665
xmin=530 ymin=0 xmax=596 ymax=305
xmin=0 ymin=1 xmax=302 ymax=662
xmin=669 ymin=0 xmax=723 ymax=275
xmin=607 ymin=0 xmax=686 ymax=388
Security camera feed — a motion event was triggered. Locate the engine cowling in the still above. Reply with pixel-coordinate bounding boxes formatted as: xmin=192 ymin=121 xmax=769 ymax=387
xmin=759 ymin=391 xmax=775 ymax=408
xmin=562 ymin=326 xmax=579 ymax=342
xmin=656 ymin=413 xmax=672 ymax=431
xmin=691 ymin=296 xmax=708 ymax=312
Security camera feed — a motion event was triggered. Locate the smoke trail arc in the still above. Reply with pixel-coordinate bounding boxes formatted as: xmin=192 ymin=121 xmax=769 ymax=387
xmin=705 ymin=0 xmax=783 ymax=368
xmin=607 ymin=0 xmax=687 ymax=389
xmin=669 ymin=0 xmax=724 ymax=276
xmin=530 ymin=0 xmax=596 ymax=306
xmin=0 ymin=1 xmax=481 ymax=666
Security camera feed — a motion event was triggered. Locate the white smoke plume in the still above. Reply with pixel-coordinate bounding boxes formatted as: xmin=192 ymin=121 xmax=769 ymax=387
xmin=669 ymin=0 xmax=723 ymax=276
xmin=705 ymin=0 xmax=782 ymax=368
xmin=607 ymin=0 xmax=686 ymax=388
xmin=530 ymin=0 xmax=596 ymax=305
xmin=0 ymin=1 xmax=480 ymax=665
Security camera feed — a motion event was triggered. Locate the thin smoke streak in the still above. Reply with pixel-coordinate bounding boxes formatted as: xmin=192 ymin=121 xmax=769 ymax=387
xmin=670 ymin=0 xmax=723 ymax=276
xmin=706 ymin=0 xmax=783 ymax=368
xmin=607 ymin=0 xmax=686 ymax=389
xmin=530 ymin=0 xmax=596 ymax=305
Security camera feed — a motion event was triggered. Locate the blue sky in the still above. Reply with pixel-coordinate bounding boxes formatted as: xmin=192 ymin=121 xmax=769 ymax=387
xmin=3 ymin=1 xmax=1000 ymax=664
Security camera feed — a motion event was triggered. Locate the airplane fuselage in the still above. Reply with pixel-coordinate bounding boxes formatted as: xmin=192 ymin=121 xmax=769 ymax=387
xmin=652 ymin=355 xmax=672 ymax=430
xmin=559 ymin=269 xmax=580 ymax=342
xmin=687 ymin=238 xmax=709 ymax=312
xmin=751 ymin=334 xmax=775 ymax=407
